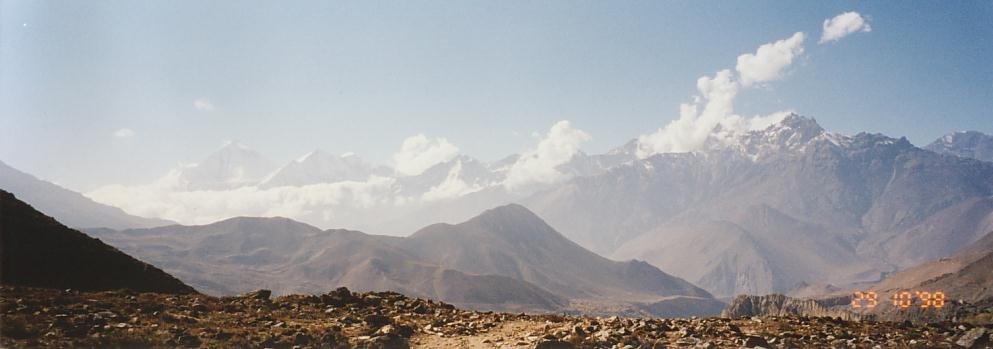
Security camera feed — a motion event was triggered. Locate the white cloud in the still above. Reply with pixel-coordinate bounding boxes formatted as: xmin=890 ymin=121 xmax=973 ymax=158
xmin=637 ymin=69 xmax=739 ymax=156
xmin=638 ymin=32 xmax=807 ymax=158
xmin=820 ymin=12 xmax=871 ymax=44
xmin=715 ymin=109 xmax=795 ymax=139
xmin=504 ymin=120 xmax=590 ymax=190
xmin=736 ymin=32 xmax=806 ymax=87
xmin=113 ymin=128 xmax=135 ymax=139
xmin=421 ymin=159 xmax=483 ymax=202
xmin=747 ymin=110 xmax=796 ymax=131
xmin=194 ymin=98 xmax=216 ymax=111
xmin=87 ymin=174 xmax=397 ymax=226
xmin=392 ymin=134 xmax=459 ymax=176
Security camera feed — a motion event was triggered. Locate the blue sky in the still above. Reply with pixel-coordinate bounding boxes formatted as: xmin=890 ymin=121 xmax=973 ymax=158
xmin=2 ymin=1 xmax=991 ymax=190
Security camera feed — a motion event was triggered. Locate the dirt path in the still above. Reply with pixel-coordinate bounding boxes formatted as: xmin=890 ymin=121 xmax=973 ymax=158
xmin=411 ymin=320 xmax=551 ymax=348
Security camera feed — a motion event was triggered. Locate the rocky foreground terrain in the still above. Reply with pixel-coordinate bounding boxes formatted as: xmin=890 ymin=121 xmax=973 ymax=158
xmin=3 ymin=286 xmax=993 ymax=348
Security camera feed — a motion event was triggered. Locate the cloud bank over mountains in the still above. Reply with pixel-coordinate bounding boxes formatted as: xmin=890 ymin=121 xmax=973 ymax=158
xmin=85 ymin=12 xmax=873 ymax=231
xmin=87 ymin=120 xmax=595 ymax=229
xmin=504 ymin=120 xmax=591 ymax=191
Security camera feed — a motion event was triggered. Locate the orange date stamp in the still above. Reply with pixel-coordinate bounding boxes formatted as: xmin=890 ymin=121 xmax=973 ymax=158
xmin=851 ymin=291 xmax=945 ymax=309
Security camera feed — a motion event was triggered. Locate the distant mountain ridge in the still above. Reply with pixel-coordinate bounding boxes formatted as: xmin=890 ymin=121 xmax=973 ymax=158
xmin=260 ymin=150 xmax=390 ymax=189
xmin=523 ymin=114 xmax=993 ymax=298
xmin=171 ymin=141 xmax=277 ymax=190
xmin=926 ymin=130 xmax=993 ymax=163
xmin=0 ymin=190 xmax=194 ymax=294
xmin=27 ymin=112 xmax=990 ymax=311
xmin=86 ymin=204 xmax=722 ymax=316
xmin=0 ymin=160 xmax=173 ymax=230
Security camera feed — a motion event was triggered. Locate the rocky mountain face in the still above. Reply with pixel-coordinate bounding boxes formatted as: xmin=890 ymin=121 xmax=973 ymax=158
xmin=926 ymin=130 xmax=993 ymax=163
xmin=86 ymin=204 xmax=721 ymax=316
xmin=0 ymin=190 xmax=194 ymax=294
xmin=721 ymin=294 xmax=859 ymax=320
xmin=523 ymin=114 xmax=993 ymax=298
xmin=0 ymin=161 xmax=172 ymax=230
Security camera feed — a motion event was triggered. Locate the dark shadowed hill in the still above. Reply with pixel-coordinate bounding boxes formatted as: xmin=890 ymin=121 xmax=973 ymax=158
xmin=0 ymin=190 xmax=194 ymax=294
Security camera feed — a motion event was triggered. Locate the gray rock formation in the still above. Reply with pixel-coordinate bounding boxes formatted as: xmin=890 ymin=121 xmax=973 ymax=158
xmin=721 ymin=294 xmax=859 ymax=320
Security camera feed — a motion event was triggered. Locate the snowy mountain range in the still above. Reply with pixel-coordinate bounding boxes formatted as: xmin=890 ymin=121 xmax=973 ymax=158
xmin=259 ymin=150 xmax=391 ymax=189
xmin=925 ymin=130 xmax=993 ymax=163
xmin=7 ymin=113 xmax=992 ymax=302
xmin=525 ymin=114 xmax=993 ymax=298
xmin=172 ymin=141 xmax=277 ymax=191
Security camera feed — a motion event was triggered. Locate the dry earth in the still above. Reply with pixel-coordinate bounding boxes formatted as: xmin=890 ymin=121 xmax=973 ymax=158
xmin=2 ymin=286 xmax=992 ymax=348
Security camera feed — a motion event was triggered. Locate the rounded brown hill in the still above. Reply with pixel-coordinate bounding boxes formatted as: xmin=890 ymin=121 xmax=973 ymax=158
xmin=0 ymin=190 xmax=194 ymax=294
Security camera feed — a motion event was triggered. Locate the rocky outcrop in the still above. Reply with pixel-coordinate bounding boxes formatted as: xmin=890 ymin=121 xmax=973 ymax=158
xmin=721 ymin=294 xmax=859 ymax=320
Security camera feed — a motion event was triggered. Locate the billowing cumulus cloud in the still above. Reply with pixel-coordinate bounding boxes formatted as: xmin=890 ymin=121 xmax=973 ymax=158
xmin=503 ymin=120 xmax=590 ymax=190
xmin=113 ymin=128 xmax=135 ymax=139
xmin=637 ymin=32 xmax=807 ymax=158
xmin=392 ymin=134 xmax=460 ymax=176
xmin=736 ymin=32 xmax=805 ymax=87
xmin=820 ymin=12 xmax=871 ymax=44
xmin=421 ymin=159 xmax=483 ymax=202
xmin=193 ymin=98 xmax=216 ymax=111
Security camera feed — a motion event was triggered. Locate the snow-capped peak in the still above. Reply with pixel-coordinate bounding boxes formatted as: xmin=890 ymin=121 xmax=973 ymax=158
xmin=714 ymin=113 xmax=826 ymax=160
xmin=171 ymin=142 xmax=276 ymax=191
xmin=260 ymin=149 xmax=378 ymax=188
xmin=926 ymin=130 xmax=993 ymax=162
xmin=217 ymin=140 xmax=257 ymax=154
xmin=295 ymin=149 xmax=325 ymax=163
